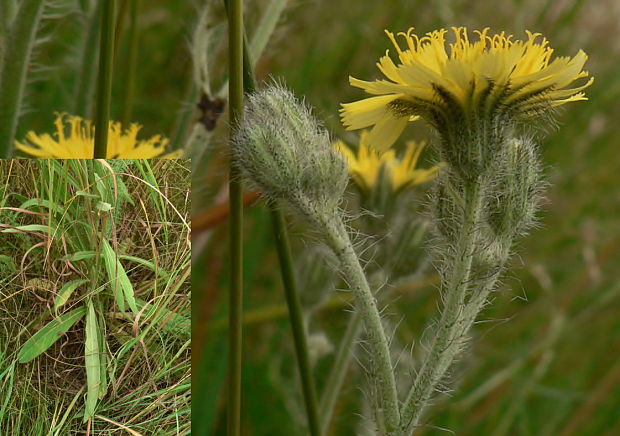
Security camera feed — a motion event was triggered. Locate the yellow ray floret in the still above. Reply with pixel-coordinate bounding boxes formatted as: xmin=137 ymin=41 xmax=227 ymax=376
xmin=341 ymin=27 xmax=593 ymax=151
xmin=334 ymin=130 xmax=442 ymax=192
xmin=15 ymin=113 xmax=183 ymax=159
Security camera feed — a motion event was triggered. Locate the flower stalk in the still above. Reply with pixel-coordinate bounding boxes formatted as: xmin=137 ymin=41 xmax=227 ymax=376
xmin=400 ymin=178 xmax=485 ymax=431
xmin=271 ymin=204 xmax=322 ymax=436
xmin=316 ymin=214 xmax=401 ymax=431
xmin=339 ymin=27 xmax=590 ymax=433
xmin=93 ymin=0 xmax=117 ymax=158
xmin=225 ymin=0 xmax=244 ymax=435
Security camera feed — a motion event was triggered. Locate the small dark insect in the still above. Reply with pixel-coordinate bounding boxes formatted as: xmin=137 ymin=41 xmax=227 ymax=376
xmin=197 ymin=93 xmax=226 ymax=131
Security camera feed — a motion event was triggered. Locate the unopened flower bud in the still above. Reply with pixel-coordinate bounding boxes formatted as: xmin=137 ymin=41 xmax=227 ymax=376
xmin=487 ymin=137 xmax=543 ymax=238
xmin=232 ymin=85 xmax=348 ymax=219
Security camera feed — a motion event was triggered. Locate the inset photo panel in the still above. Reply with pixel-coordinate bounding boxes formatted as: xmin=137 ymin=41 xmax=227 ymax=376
xmin=0 ymin=159 xmax=190 ymax=434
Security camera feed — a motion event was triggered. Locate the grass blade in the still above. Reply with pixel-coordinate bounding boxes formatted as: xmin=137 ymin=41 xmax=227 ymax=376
xmin=18 ymin=307 xmax=86 ymax=363
xmin=63 ymin=251 xmax=96 ymax=262
xmin=54 ymin=279 xmax=89 ymax=311
xmin=1 ymin=224 xmax=51 ymax=233
xmin=84 ymin=300 xmax=100 ymax=422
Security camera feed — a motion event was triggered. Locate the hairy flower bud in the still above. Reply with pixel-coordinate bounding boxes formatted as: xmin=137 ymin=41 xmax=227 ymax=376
xmin=232 ymin=84 xmax=348 ymax=219
xmin=486 ymin=136 xmax=543 ymax=238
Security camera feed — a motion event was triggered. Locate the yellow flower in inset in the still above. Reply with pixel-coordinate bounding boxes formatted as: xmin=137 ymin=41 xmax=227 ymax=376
xmin=335 ymin=130 xmax=441 ymax=192
xmin=341 ymin=27 xmax=593 ymax=151
xmin=15 ymin=113 xmax=183 ymax=159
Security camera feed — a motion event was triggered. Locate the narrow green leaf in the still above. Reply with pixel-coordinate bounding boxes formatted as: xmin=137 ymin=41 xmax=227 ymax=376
xmin=84 ymin=300 xmax=100 ymax=422
xmin=94 ymin=171 xmax=108 ymax=202
xmin=101 ymin=238 xmax=124 ymax=312
xmin=96 ymin=315 xmax=108 ymax=399
xmin=63 ymin=251 xmax=96 ymax=262
xmin=54 ymin=279 xmax=89 ymax=311
xmin=116 ymin=175 xmax=135 ymax=206
xmin=17 ymin=307 xmax=86 ymax=363
xmin=135 ymin=298 xmax=190 ymax=338
xmin=18 ymin=198 xmax=67 ymax=215
xmin=101 ymin=238 xmax=138 ymax=313
xmin=1 ymin=224 xmax=51 ymax=233
xmin=75 ymin=190 xmax=100 ymax=199
xmin=119 ymin=254 xmax=170 ymax=279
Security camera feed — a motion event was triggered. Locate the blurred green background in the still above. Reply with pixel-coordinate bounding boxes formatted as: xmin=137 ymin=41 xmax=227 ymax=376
xmin=19 ymin=0 xmax=620 ymax=434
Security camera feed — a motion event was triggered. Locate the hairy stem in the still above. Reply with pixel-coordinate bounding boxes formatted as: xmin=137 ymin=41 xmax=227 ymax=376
xmin=318 ymin=214 xmax=400 ymax=433
xmin=400 ymin=178 xmax=484 ymax=433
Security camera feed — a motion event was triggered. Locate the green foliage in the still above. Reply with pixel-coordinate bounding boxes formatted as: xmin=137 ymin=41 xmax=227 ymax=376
xmin=83 ymin=299 xmax=101 ymax=421
xmin=0 ymin=159 xmax=190 ymax=434
xmin=17 ymin=307 xmax=86 ymax=363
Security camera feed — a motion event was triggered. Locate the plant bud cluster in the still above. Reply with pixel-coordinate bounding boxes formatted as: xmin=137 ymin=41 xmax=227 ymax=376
xmin=431 ymin=133 xmax=544 ymax=296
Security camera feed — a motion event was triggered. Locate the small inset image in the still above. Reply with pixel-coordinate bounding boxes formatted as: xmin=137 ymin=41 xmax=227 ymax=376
xmin=0 ymin=159 xmax=190 ymax=435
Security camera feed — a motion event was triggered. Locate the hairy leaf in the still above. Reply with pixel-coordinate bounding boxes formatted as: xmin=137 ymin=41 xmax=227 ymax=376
xmin=84 ymin=300 xmax=100 ymax=422
xmin=101 ymin=238 xmax=138 ymax=313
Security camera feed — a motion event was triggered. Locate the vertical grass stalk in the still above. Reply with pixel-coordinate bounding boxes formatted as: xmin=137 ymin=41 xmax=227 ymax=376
xmin=0 ymin=0 xmax=45 ymax=158
xmin=226 ymin=0 xmax=244 ymax=434
xmin=93 ymin=0 xmax=117 ymax=159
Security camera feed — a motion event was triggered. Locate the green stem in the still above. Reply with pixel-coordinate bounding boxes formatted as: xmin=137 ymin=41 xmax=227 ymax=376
xmin=215 ymin=0 xmax=288 ymax=101
xmin=400 ymin=179 xmax=484 ymax=433
xmin=0 ymin=0 xmax=45 ymax=158
xmin=73 ymin=1 xmax=103 ymax=118
xmin=225 ymin=0 xmax=244 ymax=435
xmin=113 ymin=0 xmax=129 ymax=62
xmin=318 ymin=214 xmax=400 ymax=433
xmin=271 ymin=205 xmax=322 ymax=435
xmin=319 ymin=311 xmax=362 ymax=434
xmin=93 ymin=0 xmax=117 ymax=159
xmin=120 ymin=0 xmax=140 ymax=127
xmin=0 ymin=0 xmax=18 ymax=74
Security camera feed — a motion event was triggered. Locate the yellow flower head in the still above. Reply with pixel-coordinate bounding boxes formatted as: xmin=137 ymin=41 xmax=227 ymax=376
xmin=15 ymin=113 xmax=183 ymax=158
xmin=340 ymin=27 xmax=593 ymax=151
xmin=335 ymin=130 xmax=441 ymax=192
